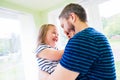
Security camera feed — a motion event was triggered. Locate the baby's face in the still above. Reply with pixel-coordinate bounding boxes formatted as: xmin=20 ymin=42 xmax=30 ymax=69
xmin=45 ymin=26 xmax=58 ymax=47
xmin=64 ymin=30 xmax=75 ymax=39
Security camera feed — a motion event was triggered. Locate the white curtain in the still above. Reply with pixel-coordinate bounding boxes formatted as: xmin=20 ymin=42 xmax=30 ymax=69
xmin=0 ymin=8 xmax=39 ymax=80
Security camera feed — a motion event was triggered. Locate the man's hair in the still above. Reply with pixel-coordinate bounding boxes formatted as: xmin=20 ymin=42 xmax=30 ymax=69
xmin=59 ymin=3 xmax=87 ymax=22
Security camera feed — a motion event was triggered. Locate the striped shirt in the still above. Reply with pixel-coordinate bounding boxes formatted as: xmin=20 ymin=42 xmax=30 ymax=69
xmin=60 ymin=27 xmax=116 ymax=80
xmin=35 ymin=44 xmax=59 ymax=74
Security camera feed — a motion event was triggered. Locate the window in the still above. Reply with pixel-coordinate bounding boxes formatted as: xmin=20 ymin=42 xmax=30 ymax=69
xmin=0 ymin=8 xmax=38 ymax=80
xmin=0 ymin=14 xmax=25 ymax=80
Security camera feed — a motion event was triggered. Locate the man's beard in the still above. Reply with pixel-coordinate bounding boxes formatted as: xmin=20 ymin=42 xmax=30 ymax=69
xmin=68 ymin=23 xmax=75 ymax=32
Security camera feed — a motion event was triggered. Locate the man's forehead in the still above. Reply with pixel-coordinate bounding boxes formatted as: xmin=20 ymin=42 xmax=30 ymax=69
xmin=59 ymin=17 xmax=66 ymax=21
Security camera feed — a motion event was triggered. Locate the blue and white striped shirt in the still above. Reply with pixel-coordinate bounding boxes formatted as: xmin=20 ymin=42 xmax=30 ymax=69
xmin=60 ymin=27 xmax=116 ymax=80
xmin=35 ymin=44 xmax=59 ymax=74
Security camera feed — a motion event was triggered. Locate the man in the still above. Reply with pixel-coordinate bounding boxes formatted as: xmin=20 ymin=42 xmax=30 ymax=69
xmin=48 ymin=3 xmax=116 ymax=80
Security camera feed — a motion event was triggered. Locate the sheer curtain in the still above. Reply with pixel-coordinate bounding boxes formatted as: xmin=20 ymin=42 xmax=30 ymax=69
xmin=0 ymin=8 xmax=39 ymax=80
xmin=19 ymin=13 xmax=39 ymax=80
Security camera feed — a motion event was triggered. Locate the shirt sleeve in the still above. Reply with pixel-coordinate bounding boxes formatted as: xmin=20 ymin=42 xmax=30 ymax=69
xmin=35 ymin=45 xmax=50 ymax=54
xmin=60 ymin=37 xmax=99 ymax=75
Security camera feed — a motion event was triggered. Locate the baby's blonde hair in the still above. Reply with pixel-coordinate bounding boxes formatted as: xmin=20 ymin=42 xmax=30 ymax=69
xmin=37 ymin=24 xmax=56 ymax=47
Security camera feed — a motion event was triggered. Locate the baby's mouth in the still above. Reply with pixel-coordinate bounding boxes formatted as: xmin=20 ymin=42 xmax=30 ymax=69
xmin=53 ymin=38 xmax=58 ymax=42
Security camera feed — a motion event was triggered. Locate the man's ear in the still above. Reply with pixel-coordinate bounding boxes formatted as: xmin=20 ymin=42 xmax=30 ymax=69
xmin=69 ymin=13 xmax=76 ymax=23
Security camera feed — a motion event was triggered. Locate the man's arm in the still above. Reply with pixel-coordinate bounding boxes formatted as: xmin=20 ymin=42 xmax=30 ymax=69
xmin=48 ymin=64 xmax=79 ymax=80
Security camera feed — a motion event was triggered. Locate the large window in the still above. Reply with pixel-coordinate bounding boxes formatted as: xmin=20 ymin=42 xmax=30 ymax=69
xmin=0 ymin=8 xmax=38 ymax=80
xmin=0 ymin=14 xmax=25 ymax=80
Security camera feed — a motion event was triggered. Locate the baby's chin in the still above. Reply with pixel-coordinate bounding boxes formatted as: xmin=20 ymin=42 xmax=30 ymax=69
xmin=52 ymin=40 xmax=57 ymax=44
xmin=51 ymin=43 xmax=57 ymax=48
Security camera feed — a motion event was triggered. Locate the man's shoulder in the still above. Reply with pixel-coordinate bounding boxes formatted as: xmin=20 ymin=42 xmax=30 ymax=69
xmin=74 ymin=27 xmax=105 ymax=40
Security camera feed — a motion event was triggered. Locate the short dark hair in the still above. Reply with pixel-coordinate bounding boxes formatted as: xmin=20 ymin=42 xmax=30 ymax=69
xmin=59 ymin=3 xmax=87 ymax=22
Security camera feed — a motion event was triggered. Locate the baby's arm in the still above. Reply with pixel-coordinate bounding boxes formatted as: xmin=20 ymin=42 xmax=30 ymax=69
xmin=36 ymin=48 xmax=64 ymax=61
